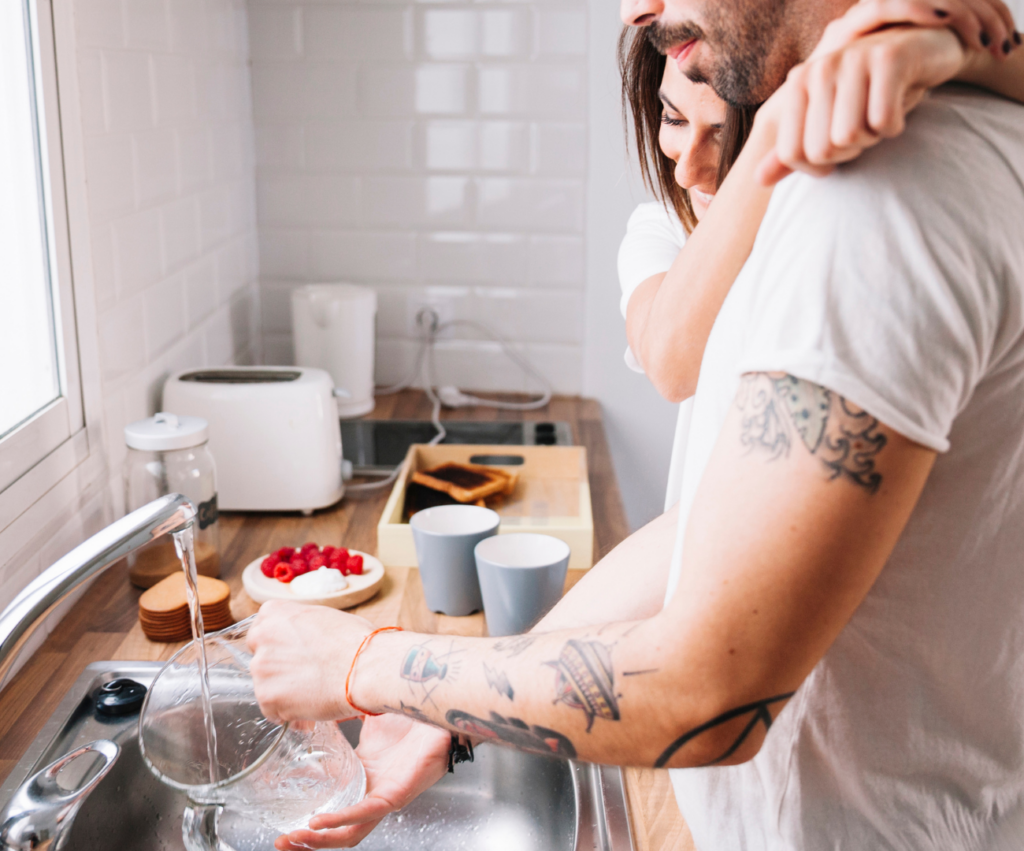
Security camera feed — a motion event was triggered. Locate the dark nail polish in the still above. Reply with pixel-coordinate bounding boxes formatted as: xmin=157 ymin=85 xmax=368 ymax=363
xmin=1015 ymin=31 xmax=1022 ymax=46
xmin=980 ymin=30 xmax=991 ymax=46
xmin=933 ymin=8 xmax=949 ymax=17
xmin=1004 ymin=39 xmax=1012 ymax=54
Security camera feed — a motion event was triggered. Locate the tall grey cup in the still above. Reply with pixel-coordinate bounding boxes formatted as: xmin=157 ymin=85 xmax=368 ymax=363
xmin=474 ymin=534 xmax=570 ymax=636
xmin=410 ymin=505 xmax=500 ymax=616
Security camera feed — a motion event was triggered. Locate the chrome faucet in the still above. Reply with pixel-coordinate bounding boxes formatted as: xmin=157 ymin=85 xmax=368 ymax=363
xmin=0 ymin=740 xmax=120 ymax=851
xmin=0 ymin=494 xmax=196 ymax=850
xmin=0 ymin=493 xmax=196 ymax=688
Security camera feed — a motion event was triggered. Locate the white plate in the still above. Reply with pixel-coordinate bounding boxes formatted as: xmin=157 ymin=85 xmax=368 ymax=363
xmin=241 ymin=550 xmax=385 ymax=609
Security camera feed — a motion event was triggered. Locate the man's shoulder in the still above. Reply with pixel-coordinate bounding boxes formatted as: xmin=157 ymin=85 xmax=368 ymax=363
xmin=764 ymin=91 xmax=1024 ymax=249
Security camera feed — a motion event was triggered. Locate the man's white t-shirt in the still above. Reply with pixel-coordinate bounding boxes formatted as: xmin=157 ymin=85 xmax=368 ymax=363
xmin=668 ymin=87 xmax=1024 ymax=850
xmin=617 ymin=203 xmax=692 ymax=510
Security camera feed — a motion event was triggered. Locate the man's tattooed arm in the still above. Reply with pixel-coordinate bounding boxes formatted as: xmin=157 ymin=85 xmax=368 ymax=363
xmin=738 ymin=373 xmax=887 ymax=493
xmin=383 ymin=628 xmax=797 ymax=768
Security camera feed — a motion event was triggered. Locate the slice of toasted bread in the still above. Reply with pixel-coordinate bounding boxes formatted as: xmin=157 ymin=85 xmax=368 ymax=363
xmin=411 ymin=462 xmax=512 ymax=503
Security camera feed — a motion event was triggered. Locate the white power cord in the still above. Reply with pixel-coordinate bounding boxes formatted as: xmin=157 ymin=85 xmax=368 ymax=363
xmin=343 ymin=308 xmax=552 ymax=496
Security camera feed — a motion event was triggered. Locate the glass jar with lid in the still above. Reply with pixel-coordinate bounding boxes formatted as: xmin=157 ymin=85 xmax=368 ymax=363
xmin=124 ymin=412 xmax=220 ymax=588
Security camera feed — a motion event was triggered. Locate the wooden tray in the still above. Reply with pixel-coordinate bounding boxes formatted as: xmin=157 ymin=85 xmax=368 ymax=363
xmin=378 ymin=444 xmax=594 ymax=570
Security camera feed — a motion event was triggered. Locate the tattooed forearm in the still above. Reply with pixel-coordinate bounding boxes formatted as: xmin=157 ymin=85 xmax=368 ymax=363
xmin=493 ymin=635 xmax=537 ymax=657
xmin=654 ymin=692 xmax=794 ymax=768
xmin=447 ymin=709 xmax=577 ymax=759
xmin=738 ymin=373 xmax=887 ymax=493
xmin=546 ymin=639 xmax=620 ymax=732
xmin=400 ymin=641 xmax=464 ymax=707
xmin=483 ymin=664 xmax=515 ymax=701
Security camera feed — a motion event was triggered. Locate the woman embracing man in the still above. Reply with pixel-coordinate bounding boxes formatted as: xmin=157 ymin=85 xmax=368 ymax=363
xmin=246 ymin=3 xmax=1024 ymax=850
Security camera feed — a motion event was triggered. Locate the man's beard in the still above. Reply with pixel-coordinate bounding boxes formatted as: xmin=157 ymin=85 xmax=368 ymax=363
xmin=646 ymin=0 xmax=790 ymax=106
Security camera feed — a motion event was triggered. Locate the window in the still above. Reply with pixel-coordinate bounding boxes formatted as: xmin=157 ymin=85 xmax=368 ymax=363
xmin=0 ymin=0 xmax=96 ymax=534
xmin=1 ymin=0 xmax=62 ymax=438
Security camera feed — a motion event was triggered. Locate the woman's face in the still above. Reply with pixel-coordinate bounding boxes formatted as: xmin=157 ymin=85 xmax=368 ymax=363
xmin=657 ymin=59 xmax=727 ymax=221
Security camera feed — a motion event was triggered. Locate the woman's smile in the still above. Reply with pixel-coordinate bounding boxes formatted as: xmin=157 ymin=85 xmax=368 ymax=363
xmin=657 ymin=59 xmax=727 ymax=222
xmin=689 ymin=186 xmax=716 ymax=218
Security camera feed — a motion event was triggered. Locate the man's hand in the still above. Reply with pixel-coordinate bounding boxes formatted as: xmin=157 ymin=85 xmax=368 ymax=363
xmin=756 ymin=0 xmax=1019 ymax=184
xmin=247 ymin=600 xmax=374 ymax=723
xmin=274 ymin=715 xmax=451 ymax=850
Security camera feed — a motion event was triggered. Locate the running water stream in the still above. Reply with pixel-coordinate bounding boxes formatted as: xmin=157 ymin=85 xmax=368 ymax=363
xmin=173 ymin=524 xmax=219 ymax=785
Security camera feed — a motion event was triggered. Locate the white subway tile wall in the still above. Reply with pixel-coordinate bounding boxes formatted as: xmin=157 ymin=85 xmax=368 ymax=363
xmin=75 ymin=0 xmax=260 ymax=494
xmin=250 ymin=0 xmax=587 ymax=394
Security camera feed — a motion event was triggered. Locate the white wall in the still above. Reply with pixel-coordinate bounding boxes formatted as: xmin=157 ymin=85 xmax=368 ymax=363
xmin=0 ymin=0 xmax=261 ymax=675
xmin=73 ymin=0 xmax=261 ymax=510
xmin=245 ymin=0 xmax=677 ymax=527
xmin=583 ymin=0 xmax=678 ymax=529
xmin=248 ymin=0 xmax=589 ymax=395
xmin=2 ymin=0 xmax=673 ymax=639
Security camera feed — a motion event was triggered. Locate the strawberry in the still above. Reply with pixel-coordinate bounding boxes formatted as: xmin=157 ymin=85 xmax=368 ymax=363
xmin=290 ymin=557 xmax=310 ymax=576
xmin=274 ymin=547 xmax=295 ymax=562
xmin=261 ymin=555 xmax=280 ymax=577
xmin=308 ymin=554 xmax=326 ymax=571
xmin=273 ymin=562 xmax=296 ymax=583
xmin=346 ymin=554 xmax=364 ymax=576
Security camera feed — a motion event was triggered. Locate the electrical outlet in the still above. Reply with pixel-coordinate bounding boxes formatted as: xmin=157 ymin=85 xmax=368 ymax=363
xmin=406 ymin=295 xmax=455 ymax=336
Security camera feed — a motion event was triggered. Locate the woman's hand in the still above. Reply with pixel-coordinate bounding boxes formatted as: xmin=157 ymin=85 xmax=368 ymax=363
xmin=756 ymin=0 xmax=1019 ymax=184
xmin=274 ymin=715 xmax=452 ymax=850
xmin=814 ymin=0 xmax=1017 ymax=60
xmin=247 ymin=600 xmax=374 ymax=723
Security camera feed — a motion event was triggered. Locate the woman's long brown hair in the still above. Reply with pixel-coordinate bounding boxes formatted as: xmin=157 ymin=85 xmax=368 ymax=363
xmin=618 ymin=27 xmax=758 ymax=234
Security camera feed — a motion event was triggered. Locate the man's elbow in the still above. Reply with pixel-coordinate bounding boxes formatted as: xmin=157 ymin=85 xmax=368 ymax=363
xmin=654 ymin=691 xmax=787 ymax=769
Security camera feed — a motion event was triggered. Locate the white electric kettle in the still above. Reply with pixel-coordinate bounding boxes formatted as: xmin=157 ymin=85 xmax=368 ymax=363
xmin=292 ymin=284 xmax=377 ymax=419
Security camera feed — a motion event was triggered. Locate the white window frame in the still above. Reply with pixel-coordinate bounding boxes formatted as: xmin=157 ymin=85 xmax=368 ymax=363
xmin=0 ymin=0 xmax=106 ymax=548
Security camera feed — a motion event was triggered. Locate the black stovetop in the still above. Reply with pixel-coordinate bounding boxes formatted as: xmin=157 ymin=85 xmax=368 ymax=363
xmin=340 ymin=419 xmax=573 ymax=473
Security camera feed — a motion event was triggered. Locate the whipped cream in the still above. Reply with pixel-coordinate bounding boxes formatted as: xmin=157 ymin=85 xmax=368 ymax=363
xmin=289 ymin=566 xmax=348 ymax=598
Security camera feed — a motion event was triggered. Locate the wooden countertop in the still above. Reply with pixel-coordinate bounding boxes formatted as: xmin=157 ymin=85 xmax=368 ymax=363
xmin=0 ymin=390 xmax=694 ymax=851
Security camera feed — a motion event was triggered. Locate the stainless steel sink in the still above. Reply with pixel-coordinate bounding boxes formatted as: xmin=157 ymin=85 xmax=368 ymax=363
xmin=1 ymin=662 xmax=635 ymax=850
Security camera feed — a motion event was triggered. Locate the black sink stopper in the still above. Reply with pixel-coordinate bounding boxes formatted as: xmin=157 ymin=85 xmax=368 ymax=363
xmin=94 ymin=678 xmax=147 ymax=717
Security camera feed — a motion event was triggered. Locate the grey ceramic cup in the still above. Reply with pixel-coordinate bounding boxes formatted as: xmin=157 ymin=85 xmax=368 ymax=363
xmin=474 ymin=533 xmax=571 ymax=636
xmin=410 ymin=505 xmax=500 ymax=616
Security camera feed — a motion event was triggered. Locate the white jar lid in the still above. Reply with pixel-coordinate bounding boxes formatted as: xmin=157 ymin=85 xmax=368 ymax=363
xmin=124 ymin=412 xmax=209 ymax=451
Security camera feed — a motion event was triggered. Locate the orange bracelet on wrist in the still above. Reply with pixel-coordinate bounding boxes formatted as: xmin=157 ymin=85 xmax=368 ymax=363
xmin=345 ymin=626 xmax=404 ymax=717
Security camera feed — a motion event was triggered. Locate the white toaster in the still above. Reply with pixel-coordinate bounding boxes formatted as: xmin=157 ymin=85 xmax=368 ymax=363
xmin=162 ymin=366 xmax=344 ymax=513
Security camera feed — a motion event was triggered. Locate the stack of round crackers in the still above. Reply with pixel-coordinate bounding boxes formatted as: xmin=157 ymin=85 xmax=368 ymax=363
xmin=138 ymin=573 xmax=234 ymax=642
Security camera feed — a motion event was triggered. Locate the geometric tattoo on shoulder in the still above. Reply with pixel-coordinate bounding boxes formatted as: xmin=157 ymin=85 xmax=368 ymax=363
xmin=737 ymin=373 xmax=887 ymax=494
xmin=654 ymin=692 xmax=795 ymax=768
xmin=545 ymin=639 xmax=620 ymax=732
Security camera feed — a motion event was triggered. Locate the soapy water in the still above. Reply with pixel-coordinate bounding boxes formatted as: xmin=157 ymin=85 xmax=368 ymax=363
xmin=174 ymin=525 xmax=219 ymax=785
xmin=218 ymin=721 xmax=364 ymax=832
xmin=214 ymin=799 xmax=541 ymax=851
xmin=355 ymin=801 xmax=543 ymax=851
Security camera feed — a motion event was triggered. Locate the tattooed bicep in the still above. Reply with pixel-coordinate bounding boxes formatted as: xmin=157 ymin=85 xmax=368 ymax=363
xmin=736 ymin=373 xmax=888 ymax=494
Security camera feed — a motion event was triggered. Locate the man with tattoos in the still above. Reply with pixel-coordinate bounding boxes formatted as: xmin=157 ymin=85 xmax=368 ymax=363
xmin=247 ymin=1 xmax=1024 ymax=848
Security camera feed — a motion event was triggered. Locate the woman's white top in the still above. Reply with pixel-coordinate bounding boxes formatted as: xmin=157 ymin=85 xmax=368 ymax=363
xmin=617 ymin=202 xmax=692 ymax=511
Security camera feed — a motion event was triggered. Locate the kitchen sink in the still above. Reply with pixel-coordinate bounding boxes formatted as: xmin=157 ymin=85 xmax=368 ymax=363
xmin=1 ymin=662 xmax=634 ymax=850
